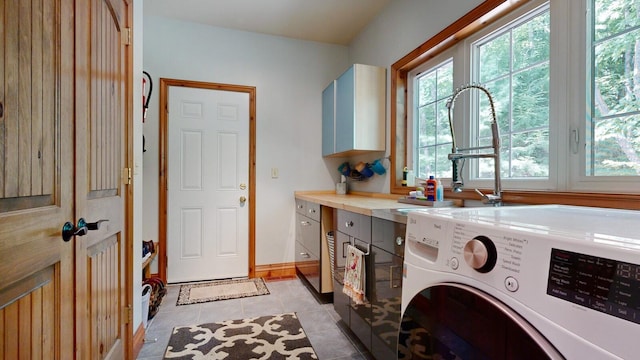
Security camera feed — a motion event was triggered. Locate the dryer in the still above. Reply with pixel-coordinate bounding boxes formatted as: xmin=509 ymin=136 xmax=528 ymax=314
xmin=400 ymin=205 xmax=640 ymax=359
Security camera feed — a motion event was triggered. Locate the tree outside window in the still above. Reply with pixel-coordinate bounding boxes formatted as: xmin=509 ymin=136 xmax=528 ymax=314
xmin=414 ymin=59 xmax=453 ymax=180
xmin=589 ymin=0 xmax=640 ymax=176
xmin=473 ymin=7 xmax=550 ymax=180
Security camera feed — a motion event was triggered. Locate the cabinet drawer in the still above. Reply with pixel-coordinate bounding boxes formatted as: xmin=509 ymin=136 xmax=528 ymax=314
xmin=295 ymin=199 xmax=306 ymax=215
xmin=295 ymin=199 xmax=320 ymax=221
xmin=305 ymin=202 xmax=321 ymax=222
xmin=372 ymin=217 xmax=406 ymax=256
xmin=295 ymin=241 xmax=320 ymax=293
xmin=297 ymin=213 xmax=320 ymax=256
xmin=337 ymin=209 xmax=371 ymax=240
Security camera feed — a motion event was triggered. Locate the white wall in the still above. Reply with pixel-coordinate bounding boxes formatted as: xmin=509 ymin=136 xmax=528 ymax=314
xmin=141 ymin=0 xmax=486 ymax=270
xmin=142 ymin=15 xmax=348 ymax=268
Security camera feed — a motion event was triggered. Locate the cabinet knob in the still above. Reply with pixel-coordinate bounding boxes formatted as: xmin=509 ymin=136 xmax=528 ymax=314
xmin=345 ymin=221 xmax=354 ymax=228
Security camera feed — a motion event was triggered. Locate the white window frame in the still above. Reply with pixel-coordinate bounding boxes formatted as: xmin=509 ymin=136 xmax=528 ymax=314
xmin=464 ymin=1 xmax=555 ymax=191
xmin=407 ymin=50 xmax=460 ymax=183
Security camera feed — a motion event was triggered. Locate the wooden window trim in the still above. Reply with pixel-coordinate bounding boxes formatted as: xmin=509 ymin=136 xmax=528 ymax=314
xmin=389 ymin=0 xmax=640 ymax=210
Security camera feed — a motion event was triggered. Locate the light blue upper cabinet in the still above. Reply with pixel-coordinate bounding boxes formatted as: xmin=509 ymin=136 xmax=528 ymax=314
xmin=322 ymin=64 xmax=386 ymax=157
xmin=322 ymin=80 xmax=336 ymax=157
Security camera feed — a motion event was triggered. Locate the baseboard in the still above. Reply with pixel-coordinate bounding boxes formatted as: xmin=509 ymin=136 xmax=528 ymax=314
xmin=255 ymin=262 xmax=296 ymax=280
xmin=133 ymin=323 xmax=145 ymax=359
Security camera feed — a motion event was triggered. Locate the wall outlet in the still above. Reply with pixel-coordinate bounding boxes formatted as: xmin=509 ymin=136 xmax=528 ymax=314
xmin=271 ymin=168 xmax=279 ymax=179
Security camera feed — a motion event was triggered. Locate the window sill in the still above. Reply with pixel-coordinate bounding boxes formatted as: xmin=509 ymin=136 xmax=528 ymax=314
xmin=391 ymin=187 xmax=640 ymax=210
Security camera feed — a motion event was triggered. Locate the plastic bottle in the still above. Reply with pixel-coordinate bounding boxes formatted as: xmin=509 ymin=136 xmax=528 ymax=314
xmin=402 ymin=167 xmax=408 ymax=186
xmin=407 ymin=170 xmax=416 ymax=187
xmin=426 ymin=176 xmax=437 ymax=201
xmin=436 ymin=178 xmax=444 ymax=201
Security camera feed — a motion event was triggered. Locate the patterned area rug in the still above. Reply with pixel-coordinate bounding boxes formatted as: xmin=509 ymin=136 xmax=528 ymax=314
xmin=177 ymin=278 xmax=269 ymax=306
xmin=163 ymin=312 xmax=318 ymax=359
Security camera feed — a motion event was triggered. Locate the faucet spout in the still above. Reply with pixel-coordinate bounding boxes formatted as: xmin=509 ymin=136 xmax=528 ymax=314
xmin=446 ymin=83 xmax=502 ymax=206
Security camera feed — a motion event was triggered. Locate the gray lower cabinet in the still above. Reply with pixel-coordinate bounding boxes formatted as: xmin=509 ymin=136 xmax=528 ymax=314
xmin=333 ymin=209 xmax=407 ymax=359
xmin=295 ymin=199 xmax=321 ymax=293
xmin=371 ymin=217 xmax=406 ymax=359
xmin=295 ymin=199 xmax=333 ymax=296
xmin=333 ymin=210 xmax=372 ymax=351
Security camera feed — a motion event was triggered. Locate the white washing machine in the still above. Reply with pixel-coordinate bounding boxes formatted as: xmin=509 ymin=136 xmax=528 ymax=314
xmin=400 ymin=205 xmax=640 ymax=359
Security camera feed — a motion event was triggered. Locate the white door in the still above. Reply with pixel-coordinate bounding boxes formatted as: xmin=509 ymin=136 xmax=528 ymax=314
xmin=167 ymin=86 xmax=249 ymax=283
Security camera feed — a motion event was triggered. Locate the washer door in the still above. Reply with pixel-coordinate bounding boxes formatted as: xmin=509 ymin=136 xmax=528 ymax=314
xmin=399 ymin=283 xmax=564 ymax=359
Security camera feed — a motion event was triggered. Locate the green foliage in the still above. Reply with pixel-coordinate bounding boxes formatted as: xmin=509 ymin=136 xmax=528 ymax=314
xmin=476 ymin=9 xmax=551 ymax=179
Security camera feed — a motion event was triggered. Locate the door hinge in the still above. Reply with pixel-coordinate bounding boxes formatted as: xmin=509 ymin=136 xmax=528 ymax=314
xmin=122 ymin=167 xmax=132 ymax=185
xmin=122 ymin=27 xmax=132 ymax=45
xmin=123 ymin=305 xmax=132 ymax=324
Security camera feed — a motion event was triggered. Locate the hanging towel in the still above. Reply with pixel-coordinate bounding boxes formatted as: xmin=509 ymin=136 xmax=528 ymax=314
xmin=343 ymin=244 xmax=366 ymax=305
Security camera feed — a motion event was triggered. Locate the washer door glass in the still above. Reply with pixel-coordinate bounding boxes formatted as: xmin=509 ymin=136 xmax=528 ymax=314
xmin=399 ymin=284 xmax=564 ymax=359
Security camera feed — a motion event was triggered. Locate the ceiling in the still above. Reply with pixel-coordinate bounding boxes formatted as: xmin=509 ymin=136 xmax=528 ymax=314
xmin=143 ymin=0 xmax=392 ymax=45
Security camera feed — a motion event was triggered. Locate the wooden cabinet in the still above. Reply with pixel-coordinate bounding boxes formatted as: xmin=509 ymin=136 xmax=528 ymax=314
xmin=322 ymin=64 xmax=386 ymax=157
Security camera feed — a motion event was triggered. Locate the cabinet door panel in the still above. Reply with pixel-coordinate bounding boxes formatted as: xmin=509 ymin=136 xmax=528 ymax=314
xmin=300 ymin=215 xmax=320 ymax=256
xmin=335 ymin=230 xmax=351 ymax=270
xmin=371 ymin=246 xmax=403 ymax=358
xmin=321 ymin=81 xmax=335 ymax=156
xmin=333 ymin=278 xmax=350 ymax=325
xmin=349 ymin=238 xmax=372 ymax=351
xmin=335 ymin=66 xmax=355 ymax=153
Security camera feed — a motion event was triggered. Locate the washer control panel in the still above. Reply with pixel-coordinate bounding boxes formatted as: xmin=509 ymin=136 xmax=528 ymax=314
xmin=450 ymin=221 xmax=526 ymax=277
xmin=406 ymin=211 xmax=530 ymax=295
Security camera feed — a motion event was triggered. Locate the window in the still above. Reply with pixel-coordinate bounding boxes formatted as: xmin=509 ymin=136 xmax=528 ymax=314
xmin=412 ymin=59 xmax=454 ymax=180
xmin=472 ymin=7 xmax=550 ymax=180
xmin=587 ymin=0 xmax=640 ymax=176
xmin=398 ymin=0 xmax=639 ymax=195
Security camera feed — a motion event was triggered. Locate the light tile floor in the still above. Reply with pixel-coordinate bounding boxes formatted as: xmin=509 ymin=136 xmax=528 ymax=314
xmin=137 ymin=277 xmax=373 ymax=360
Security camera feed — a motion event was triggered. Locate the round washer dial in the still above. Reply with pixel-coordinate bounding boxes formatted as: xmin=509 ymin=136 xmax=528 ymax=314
xmin=463 ymin=235 xmax=497 ymax=273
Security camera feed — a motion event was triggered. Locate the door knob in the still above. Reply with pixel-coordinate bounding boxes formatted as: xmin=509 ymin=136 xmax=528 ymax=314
xmin=61 ymin=222 xmax=88 ymax=242
xmin=77 ymin=218 xmax=109 ymax=231
xmin=239 ymin=196 xmax=247 ymax=204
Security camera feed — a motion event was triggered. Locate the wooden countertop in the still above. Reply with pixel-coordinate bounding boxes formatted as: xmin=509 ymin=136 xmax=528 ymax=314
xmin=294 ymin=191 xmax=428 ymax=215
